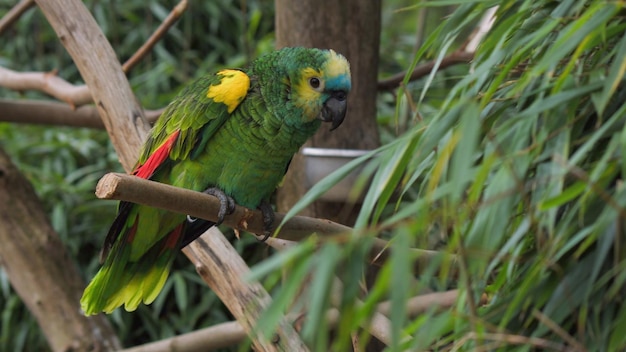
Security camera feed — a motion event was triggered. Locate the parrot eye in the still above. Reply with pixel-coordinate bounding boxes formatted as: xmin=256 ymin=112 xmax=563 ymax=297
xmin=309 ymin=77 xmax=321 ymax=90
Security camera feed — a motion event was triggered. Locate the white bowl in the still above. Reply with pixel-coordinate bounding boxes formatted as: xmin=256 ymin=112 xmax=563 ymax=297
xmin=301 ymin=147 xmax=370 ymax=202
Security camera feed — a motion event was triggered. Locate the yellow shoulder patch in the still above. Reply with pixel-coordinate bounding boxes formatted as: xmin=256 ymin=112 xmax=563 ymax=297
xmin=207 ymin=69 xmax=250 ymax=113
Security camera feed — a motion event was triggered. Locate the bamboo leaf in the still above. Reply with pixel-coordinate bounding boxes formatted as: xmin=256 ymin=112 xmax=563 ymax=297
xmin=537 ymin=181 xmax=586 ymax=210
xmin=592 ymin=32 xmax=626 ymax=116
xmin=301 ymin=243 xmax=342 ymax=348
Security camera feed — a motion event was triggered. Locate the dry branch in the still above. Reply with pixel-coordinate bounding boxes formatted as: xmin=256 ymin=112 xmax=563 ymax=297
xmin=121 ymin=281 xmax=473 ymax=352
xmin=463 ymin=6 xmax=498 ymax=53
xmin=0 ymin=67 xmax=92 ymax=107
xmin=183 ymin=227 xmax=309 ymax=351
xmin=0 ymin=1 xmax=186 ymax=111
xmin=95 ymin=172 xmax=453 ymax=269
xmin=0 ymin=0 xmax=35 ymax=35
xmin=0 ymin=98 xmax=162 ymax=128
xmin=95 ymin=172 xmax=351 ymax=240
xmin=122 ymin=0 xmax=188 ymax=72
xmin=35 ymin=0 xmax=150 ymax=170
xmin=377 ymin=51 xmax=474 ymax=91
xmin=376 ymin=7 xmax=499 ymax=92
xmin=120 ymin=321 xmax=245 ymax=352
xmin=34 ymin=1 xmax=309 ymax=350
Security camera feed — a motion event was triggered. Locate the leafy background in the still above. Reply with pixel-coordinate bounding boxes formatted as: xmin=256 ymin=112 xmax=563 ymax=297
xmin=1 ymin=0 xmax=626 ymax=351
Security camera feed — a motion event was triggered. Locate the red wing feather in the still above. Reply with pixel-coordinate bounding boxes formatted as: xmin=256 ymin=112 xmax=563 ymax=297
xmin=163 ymin=224 xmax=184 ymax=252
xmin=133 ymin=130 xmax=181 ymax=179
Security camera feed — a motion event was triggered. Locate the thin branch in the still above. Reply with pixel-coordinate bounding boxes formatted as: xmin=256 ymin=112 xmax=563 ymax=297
xmin=182 ymin=227 xmax=309 ymax=351
xmin=452 ymin=332 xmax=572 ymax=352
xmin=120 ymin=281 xmax=474 ymax=352
xmin=95 ymin=172 xmax=350 ymax=239
xmin=532 ymin=309 xmax=586 ymax=352
xmin=0 ymin=0 xmax=35 ymax=35
xmin=120 ymin=322 xmax=245 ymax=352
xmin=378 ymin=289 xmax=479 ymax=316
xmin=377 ymin=51 xmax=474 ymax=91
xmin=35 ymin=0 xmax=151 ymax=170
xmin=377 ymin=6 xmax=498 ymax=92
xmin=0 ymin=1 xmax=186 ymax=109
xmin=95 ymin=172 xmax=452 ymax=267
xmin=122 ymin=0 xmax=188 ymax=72
xmin=0 ymin=98 xmax=162 ymax=128
xmin=462 ymin=6 xmax=498 ymax=53
xmin=0 ymin=67 xmax=92 ymax=107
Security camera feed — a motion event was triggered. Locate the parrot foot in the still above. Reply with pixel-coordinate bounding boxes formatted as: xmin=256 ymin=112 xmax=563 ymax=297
xmin=258 ymin=200 xmax=275 ymax=241
xmin=202 ymin=187 xmax=236 ymax=226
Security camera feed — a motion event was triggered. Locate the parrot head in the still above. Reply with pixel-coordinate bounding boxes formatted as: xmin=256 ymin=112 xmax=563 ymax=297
xmin=255 ymin=47 xmax=352 ymax=131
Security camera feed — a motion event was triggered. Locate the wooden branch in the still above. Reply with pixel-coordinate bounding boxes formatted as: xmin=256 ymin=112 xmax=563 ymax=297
xmin=120 ymin=321 xmax=245 ymax=352
xmin=0 ymin=148 xmax=121 ymax=351
xmin=183 ymin=227 xmax=309 ymax=351
xmin=35 ymin=2 xmax=308 ymax=350
xmin=377 ymin=7 xmax=498 ymax=92
xmin=120 ymin=277 xmax=478 ymax=352
xmin=377 ymin=51 xmax=474 ymax=91
xmin=96 ymin=172 xmax=460 ymax=349
xmin=0 ymin=98 xmax=162 ymax=128
xmin=35 ymin=0 xmax=150 ymax=171
xmin=263 ymin=239 xmax=468 ymax=318
xmin=330 ymin=277 xmax=401 ymax=347
xmin=95 ymin=172 xmax=351 ymax=239
xmin=95 ymin=172 xmax=455 ymax=269
xmin=0 ymin=66 xmax=92 ymax=107
xmin=462 ymin=6 xmax=498 ymax=53
xmin=122 ymin=0 xmax=188 ymax=72
xmin=0 ymin=1 xmax=188 ymax=111
xmin=0 ymin=0 xmax=35 ymax=35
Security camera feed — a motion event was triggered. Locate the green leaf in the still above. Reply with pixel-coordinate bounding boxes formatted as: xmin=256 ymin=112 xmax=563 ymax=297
xmin=390 ymin=229 xmax=412 ymax=349
xmin=538 ymin=181 xmax=586 ymax=210
xmin=277 ymin=151 xmax=377 ymax=232
xmin=301 ymin=243 xmax=342 ymax=349
xmin=246 ymin=238 xmax=316 ymax=282
xmin=449 ymin=101 xmax=480 ymax=202
xmin=592 ymin=32 xmax=626 ymax=116
xmin=173 ymin=272 xmax=188 ymax=312
xmin=255 ymin=254 xmax=313 ymax=339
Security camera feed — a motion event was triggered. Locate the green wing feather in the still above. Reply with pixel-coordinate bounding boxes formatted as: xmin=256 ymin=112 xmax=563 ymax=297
xmin=81 ymin=48 xmax=352 ymax=315
xmin=80 ymin=70 xmax=251 ymax=315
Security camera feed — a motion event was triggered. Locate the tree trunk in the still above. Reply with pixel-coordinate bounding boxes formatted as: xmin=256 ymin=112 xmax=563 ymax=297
xmin=274 ymin=4 xmax=385 ymax=350
xmin=275 ymin=0 xmax=382 ymax=223
xmin=0 ymin=147 xmax=121 ymax=352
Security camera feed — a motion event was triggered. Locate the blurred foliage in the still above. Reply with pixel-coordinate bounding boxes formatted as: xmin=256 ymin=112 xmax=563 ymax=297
xmin=0 ymin=0 xmax=275 ymax=350
xmin=257 ymin=0 xmax=626 ymax=351
xmin=0 ymin=0 xmax=421 ymax=350
xmin=3 ymin=0 xmax=624 ymax=351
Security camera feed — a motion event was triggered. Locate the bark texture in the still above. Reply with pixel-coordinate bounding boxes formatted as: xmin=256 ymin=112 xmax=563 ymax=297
xmin=28 ymin=0 xmax=309 ymax=350
xmin=183 ymin=227 xmax=309 ymax=352
xmin=0 ymin=148 xmax=121 ymax=352
xmin=275 ymin=0 xmax=382 ymax=222
xmin=35 ymin=0 xmax=150 ymax=171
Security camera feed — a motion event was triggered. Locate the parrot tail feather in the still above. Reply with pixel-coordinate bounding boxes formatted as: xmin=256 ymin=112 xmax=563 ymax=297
xmin=81 ymin=224 xmax=184 ymax=315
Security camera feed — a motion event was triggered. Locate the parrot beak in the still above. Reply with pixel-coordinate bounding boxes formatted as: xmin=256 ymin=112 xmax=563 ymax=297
xmin=319 ymin=91 xmax=348 ymax=131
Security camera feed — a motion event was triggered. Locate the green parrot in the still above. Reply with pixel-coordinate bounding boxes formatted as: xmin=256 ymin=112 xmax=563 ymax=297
xmin=80 ymin=47 xmax=352 ymax=315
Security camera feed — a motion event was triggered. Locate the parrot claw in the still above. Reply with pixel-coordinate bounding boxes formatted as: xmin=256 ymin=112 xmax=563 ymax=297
xmin=258 ymin=200 xmax=275 ymax=241
xmin=202 ymin=187 xmax=236 ymax=226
